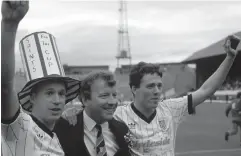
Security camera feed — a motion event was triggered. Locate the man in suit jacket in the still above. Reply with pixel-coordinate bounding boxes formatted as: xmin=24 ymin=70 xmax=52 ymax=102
xmin=54 ymin=71 xmax=131 ymax=156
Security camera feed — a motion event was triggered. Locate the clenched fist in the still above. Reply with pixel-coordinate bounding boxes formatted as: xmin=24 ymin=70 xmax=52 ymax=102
xmin=2 ymin=0 xmax=29 ymax=24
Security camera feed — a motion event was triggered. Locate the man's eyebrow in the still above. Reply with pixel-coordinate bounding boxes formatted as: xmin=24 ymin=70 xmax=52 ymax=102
xmin=146 ymin=83 xmax=155 ymax=86
xmin=147 ymin=82 xmax=162 ymax=85
xmin=99 ymin=92 xmax=109 ymax=95
xmin=45 ymin=88 xmax=65 ymax=91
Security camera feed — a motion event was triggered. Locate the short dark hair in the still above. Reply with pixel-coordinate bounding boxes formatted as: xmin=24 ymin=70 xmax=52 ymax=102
xmin=79 ymin=71 xmax=116 ymax=102
xmin=129 ymin=61 xmax=162 ymax=89
xmin=237 ymin=92 xmax=241 ymax=98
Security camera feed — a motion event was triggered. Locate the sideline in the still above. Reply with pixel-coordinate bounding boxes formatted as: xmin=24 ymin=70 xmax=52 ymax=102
xmin=176 ymin=148 xmax=241 ymax=155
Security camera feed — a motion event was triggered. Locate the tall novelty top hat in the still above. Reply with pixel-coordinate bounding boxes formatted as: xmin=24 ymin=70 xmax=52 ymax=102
xmin=18 ymin=31 xmax=80 ymax=112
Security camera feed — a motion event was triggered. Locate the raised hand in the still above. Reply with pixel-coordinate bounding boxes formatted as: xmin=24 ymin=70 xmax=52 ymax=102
xmin=2 ymin=0 xmax=29 ymax=24
xmin=223 ymin=35 xmax=240 ymax=57
xmin=1 ymin=0 xmax=29 ymax=120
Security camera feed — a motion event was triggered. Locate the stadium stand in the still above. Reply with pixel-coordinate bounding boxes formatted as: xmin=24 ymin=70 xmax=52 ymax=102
xmin=183 ymin=31 xmax=241 ymax=102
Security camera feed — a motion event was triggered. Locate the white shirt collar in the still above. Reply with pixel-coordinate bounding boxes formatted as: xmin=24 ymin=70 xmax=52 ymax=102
xmin=83 ymin=110 xmax=109 ymax=132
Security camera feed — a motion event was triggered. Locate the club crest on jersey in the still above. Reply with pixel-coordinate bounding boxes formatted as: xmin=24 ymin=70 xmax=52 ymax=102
xmin=33 ymin=125 xmax=44 ymax=140
xmin=159 ymin=118 xmax=169 ymax=132
xmin=128 ymin=122 xmax=136 ymax=129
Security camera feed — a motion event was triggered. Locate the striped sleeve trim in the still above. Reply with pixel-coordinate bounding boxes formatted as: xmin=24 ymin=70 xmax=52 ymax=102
xmin=188 ymin=94 xmax=195 ymax=115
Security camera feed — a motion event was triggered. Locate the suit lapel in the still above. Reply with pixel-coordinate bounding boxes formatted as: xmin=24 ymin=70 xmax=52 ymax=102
xmin=109 ymin=119 xmax=131 ymax=156
xmin=108 ymin=118 xmax=128 ymax=149
xmin=73 ymin=115 xmax=130 ymax=156
xmin=73 ymin=112 xmax=92 ymax=156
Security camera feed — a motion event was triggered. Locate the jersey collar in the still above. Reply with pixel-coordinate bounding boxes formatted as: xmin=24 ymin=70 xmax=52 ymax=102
xmin=131 ymin=102 xmax=156 ymax=124
xmin=30 ymin=115 xmax=54 ymax=138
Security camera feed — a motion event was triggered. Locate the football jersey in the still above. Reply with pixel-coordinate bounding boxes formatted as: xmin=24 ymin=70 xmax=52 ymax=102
xmin=1 ymin=108 xmax=64 ymax=156
xmin=114 ymin=95 xmax=190 ymax=156
xmin=231 ymin=99 xmax=241 ymax=121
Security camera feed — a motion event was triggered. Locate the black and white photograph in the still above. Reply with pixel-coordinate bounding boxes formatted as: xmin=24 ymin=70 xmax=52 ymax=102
xmin=1 ymin=0 xmax=241 ymax=156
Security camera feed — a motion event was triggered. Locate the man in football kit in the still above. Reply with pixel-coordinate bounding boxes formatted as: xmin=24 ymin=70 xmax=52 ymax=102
xmin=225 ymin=92 xmax=241 ymax=143
xmin=1 ymin=1 xmax=80 ymax=156
xmin=63 ymin=35 xmax=240 ymax=155
xmin=114 ymin=35 xmax=240 ymax=156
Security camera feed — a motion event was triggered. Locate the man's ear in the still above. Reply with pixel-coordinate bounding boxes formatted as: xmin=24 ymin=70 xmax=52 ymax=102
xmin=29 ymin=93 xmax=36 ymax=104
xmin=131 ymin=86 xmax=137 ymax=97
xmin=78 ymin=94 xmax=82 ymax=103
xmin=78 ymin=93 xmax=89 ymax=108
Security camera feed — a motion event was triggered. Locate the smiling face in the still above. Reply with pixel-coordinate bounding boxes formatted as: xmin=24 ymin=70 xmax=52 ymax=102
xmin=84 ymin=78 xmax=118 ymax=124
xmin=133 ymin=73 xmax=163 ymax=110
xmin=30 ymin=80 xmax=66 ymax=123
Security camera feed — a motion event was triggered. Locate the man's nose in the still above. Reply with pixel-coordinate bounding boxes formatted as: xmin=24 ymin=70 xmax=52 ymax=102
xmin=153 ymin=86 xmax=161 ymax=94
xmin=53 ymin=94 xmax=62 ymax=105
xmin=107 ymin=96 xmax=118 ymax=106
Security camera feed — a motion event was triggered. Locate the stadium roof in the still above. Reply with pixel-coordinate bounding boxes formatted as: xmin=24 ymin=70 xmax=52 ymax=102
xmin=183 ymin=31 xmax=241 ymax=63
xmin=64 ymin=65 xmax=109 ymax=69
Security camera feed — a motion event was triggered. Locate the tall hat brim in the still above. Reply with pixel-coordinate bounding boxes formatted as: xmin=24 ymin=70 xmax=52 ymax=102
xmin=17 ymin=74 xmax=80 ymax=112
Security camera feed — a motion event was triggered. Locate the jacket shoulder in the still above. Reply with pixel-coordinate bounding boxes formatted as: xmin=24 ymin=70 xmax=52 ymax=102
xmin=110 ymin=119 xmax=131 ymax=156
xmin=54 ymin=113 xmax=84 ymax=156
xmin=54 ymin=117 xmax=71 ymax=131
xmin=111 ymin=118 xmax=129 ymax=133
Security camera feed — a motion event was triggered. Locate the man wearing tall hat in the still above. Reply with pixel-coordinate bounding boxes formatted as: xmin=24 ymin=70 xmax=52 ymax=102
xmin=1 ymin=1 xmax=80 ymax=156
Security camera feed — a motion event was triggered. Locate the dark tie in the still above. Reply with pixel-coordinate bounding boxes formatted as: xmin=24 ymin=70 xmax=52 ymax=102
xmin=95 ymin=124 xmax=107 ymax=156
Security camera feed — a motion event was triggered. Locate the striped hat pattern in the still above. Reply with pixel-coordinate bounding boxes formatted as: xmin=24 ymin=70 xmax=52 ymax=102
xmin=18 ymin=31 xmax=80 ymax=112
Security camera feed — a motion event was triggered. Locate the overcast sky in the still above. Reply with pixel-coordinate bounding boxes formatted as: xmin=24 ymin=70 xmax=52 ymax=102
xmin=15 ymin=0 xmax=241 ymax=71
